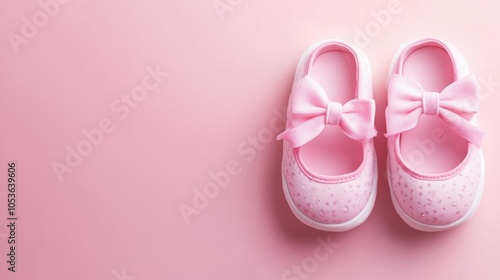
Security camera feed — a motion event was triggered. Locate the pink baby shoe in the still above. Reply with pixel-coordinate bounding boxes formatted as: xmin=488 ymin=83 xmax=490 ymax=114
xmin=277 ymin=40 xmax=378 ymax=231
xmin=385 ymin=38 xmax=487 ymax=231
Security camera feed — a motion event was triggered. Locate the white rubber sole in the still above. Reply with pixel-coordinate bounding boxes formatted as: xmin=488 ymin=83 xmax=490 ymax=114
xmin=282 ymin=156 xmax=378 ymax=232
xmin=387 ymin=152 xmax=485 ymax=232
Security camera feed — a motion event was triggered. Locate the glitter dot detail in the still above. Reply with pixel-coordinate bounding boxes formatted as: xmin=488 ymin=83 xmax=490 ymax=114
xmin=281 ymin=141 xmax=376 ymax=224
xmin=386 ymin=137 xmax=482 ymax=226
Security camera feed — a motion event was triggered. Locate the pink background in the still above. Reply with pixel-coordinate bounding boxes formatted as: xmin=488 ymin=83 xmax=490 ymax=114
xmin=0 ymin=0 xmax=499 ymax=279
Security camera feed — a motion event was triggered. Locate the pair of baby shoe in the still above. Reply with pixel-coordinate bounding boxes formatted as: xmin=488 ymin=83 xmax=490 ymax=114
xmin=277 ymin=38 xmax=486 ymax=232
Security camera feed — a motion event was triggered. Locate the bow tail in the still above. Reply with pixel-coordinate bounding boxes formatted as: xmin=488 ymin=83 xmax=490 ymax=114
xmin=440 ymin=110 xmax=487 ymax=147
xmin=276 ymin=116 xmax=326 ymax=148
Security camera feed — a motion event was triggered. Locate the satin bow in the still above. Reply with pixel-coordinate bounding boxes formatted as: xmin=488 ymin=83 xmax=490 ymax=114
xmin=385 ymin=74 xmax=486 ymax=146
xmin=277 ymin=76 xmax=377 ymax=148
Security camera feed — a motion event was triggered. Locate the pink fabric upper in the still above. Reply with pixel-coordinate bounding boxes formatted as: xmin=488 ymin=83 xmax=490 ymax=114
xmin=283 ymin=141 xmax=376 ymax=223
xmin=387 ymin=137 xmax=482 ymax=225
xmin=279 ymin=41 xmax=377 ymax=225
xmin=386 ymin=38 xmax=485 ymax=226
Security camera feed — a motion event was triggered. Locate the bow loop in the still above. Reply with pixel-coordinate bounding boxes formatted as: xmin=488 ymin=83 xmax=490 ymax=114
xmin=385 ymin=74 xmax=486 ymax=146
xmin=277 ymin=77 xmax=377 ymax=148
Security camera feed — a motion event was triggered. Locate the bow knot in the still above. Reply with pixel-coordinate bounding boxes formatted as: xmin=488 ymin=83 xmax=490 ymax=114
xmin=326 ymin=101 xmax=342 ymax=125
xmin=385 ymin=74 xmax=486 ymax=146
xmin=277 ymin=77 xmax=377 ymax=148
xmin=422 ymin=91 xmax=439 ymax=115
